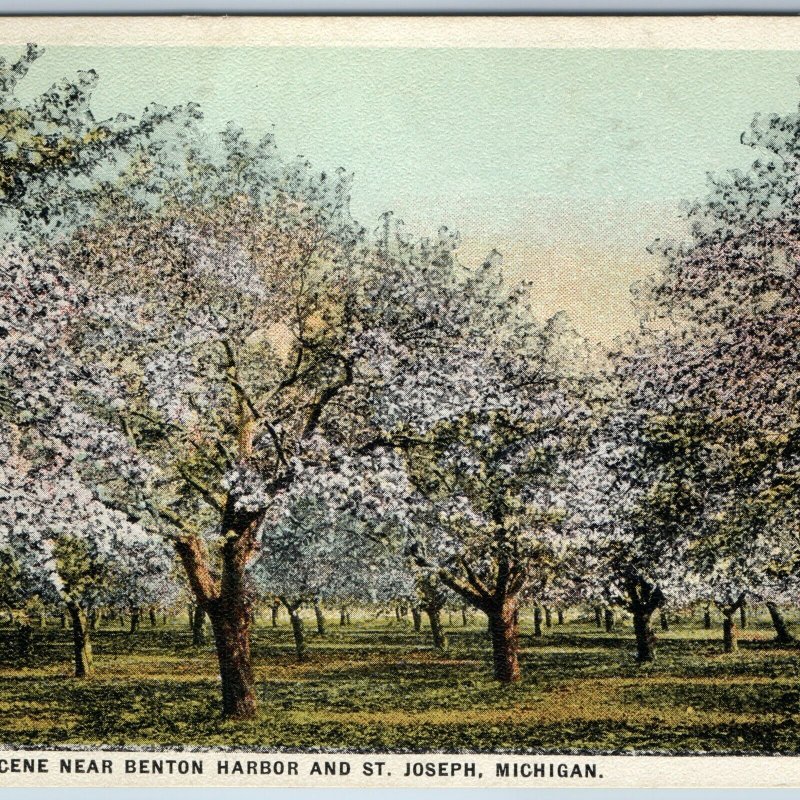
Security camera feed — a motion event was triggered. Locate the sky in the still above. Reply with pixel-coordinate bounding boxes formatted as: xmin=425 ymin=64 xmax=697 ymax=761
xmin=7 ymin=44 xmax=800 ymax=341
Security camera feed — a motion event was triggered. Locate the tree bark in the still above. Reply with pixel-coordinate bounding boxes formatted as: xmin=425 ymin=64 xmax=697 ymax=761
xmin=594 ymin=605 xmax=602 ymax=628
xmin=632 ymin=606 xmax=655 ymax=662
xmin=703 ymin=606 xmax=712 ymax=629
xmin=533 ymin=605 xmax=543 ymax=637
xmin=149 ymin=607 xmax=157 ymax=627
xmin=766 ymin=602 xmax=794 ymax=644
xmin=486 ymin=598 xmax=521 ymax=683
xmin=557 ymin=608 xmax=564 ymax=625
xmin=129 ymin=607 xmax=140 ymax=634
xmin=739 ymin=603 xmax=747 ymax=630
xmin=722 ymin=609 xmax=737 ymax=653
xmin=174 ymin=504 xmax=261 ymax=720
xmin=660 ymin=610 xmax=669 ymax=631
xmin=285 ymin=603 xmax=307 ymax=662
xmin=425 ymin=605 xmax=447 ymax=651
xmin=192 ymin=604 xmax=207 ymax=646
xmin=271 ymin=600 xmax=279 ymax=627
xmin=345 ymin=610 xmax=351 ymax=625
xmin=462 ymin=605 xmax=468 ymax=626
xmin=604 ymin=608 xmax=615 ymax=632
xmin=544 ymin=607 xmax=552 ymax=628
xmin=188 ymin=604 xmax=194 ymax=628
xmin=207 ymin=600 xmax=257 ymax=717
xmin=340 ymin=606 xmax=347 ymax=626
xmin=411 ymin=606 xmax=422 ymax=632
xmin=60 ymin=611 xmax=66 ymax=629
xmin=313 ymin=599 xmax=326 ymax=636
xmin=66 ymin=602 xmax=93 ymax=678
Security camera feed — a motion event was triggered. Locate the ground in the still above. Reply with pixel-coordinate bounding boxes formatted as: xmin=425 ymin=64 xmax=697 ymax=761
xmin=0 ymin=609 xmax=798 ymax=754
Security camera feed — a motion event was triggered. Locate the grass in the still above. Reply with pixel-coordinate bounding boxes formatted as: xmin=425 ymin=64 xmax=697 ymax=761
xmin=0 ymin=609 xmax=799 ymax=754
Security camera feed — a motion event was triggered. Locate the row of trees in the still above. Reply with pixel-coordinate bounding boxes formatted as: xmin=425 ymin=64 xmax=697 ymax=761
xmin=0 ymin=45 xmax=798 ymax=718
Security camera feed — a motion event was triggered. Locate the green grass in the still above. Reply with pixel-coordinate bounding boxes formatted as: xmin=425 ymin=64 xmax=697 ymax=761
xmin=1 ymin=610 xmax=799 ymax=754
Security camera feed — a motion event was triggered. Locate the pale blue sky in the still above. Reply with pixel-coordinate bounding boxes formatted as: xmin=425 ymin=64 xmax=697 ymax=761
xmin=7 ymin=45 xmax=800 ymax=338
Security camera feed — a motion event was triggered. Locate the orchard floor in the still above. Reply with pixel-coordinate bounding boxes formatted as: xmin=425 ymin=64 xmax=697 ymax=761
xmin=1 ymin=611 xmax=799 ymax=754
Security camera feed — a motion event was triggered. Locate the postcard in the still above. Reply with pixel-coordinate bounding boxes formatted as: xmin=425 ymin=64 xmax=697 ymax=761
xmin=0 ymin=15 xmax=799 ymax=788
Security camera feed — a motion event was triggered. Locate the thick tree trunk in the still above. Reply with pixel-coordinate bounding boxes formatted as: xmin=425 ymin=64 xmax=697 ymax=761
xmin=149 ymin=607 xmax=157 ymax=627
xmin=544 ymin=607 xmax=552 ymax=629
xmin=594 ymin=605 xmax=602 ymax=628
xmin=660 ymin=610 xmax=669 ymax=631
xmin=345 ymin=610 xmax=351 ymax=625
xmin=287 ymin=606 xmax=307 ymax=662
xmin=425 ymin=606 xmax=447 ymax=651
xmin=723 ymin=609 xmax=737 ymax=653
xmin=129 ymin=607 xmax=140 ymax=634
xmin=557 ymin=608 xmax=564 ymax=625
xmin=313 ymin=599 xmax=326 ymax=636
xmin=632 ymin=606 xmax=655 ymax=662
xmin=271 ymin=601 xmax=279 ymax=627
xmin=703 ymin=606 xmax=712 ymax=629
xmin=411 ymin=606 xmax=422 ymax=632
xmin=739 ymin=603 xmax=747 ymax=630
xmin=533 ymin=606 xmax=543 ymax=638
xmin=486 ymin=598 xmax=521 ymax=683
xmin=604 ymin=608 xmax=615 ymax=633
xmin=66 ymin=602 xmax=93 ymax=678
xmin=766 ymin=602 xmax=794 ymax=644
xmin=174 ymin=503 xmax=261 ymax=720
xmin=192 ymin=605 xmax=207 ymax=646
xmin=207 ymin=602 xmax=257 ymax=718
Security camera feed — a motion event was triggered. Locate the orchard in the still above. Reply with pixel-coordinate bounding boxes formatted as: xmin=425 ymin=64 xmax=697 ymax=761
xmin=0 ymin=45 xmax=798 ymax=752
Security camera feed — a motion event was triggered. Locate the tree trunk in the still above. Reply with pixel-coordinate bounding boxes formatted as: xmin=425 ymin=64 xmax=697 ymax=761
xmin=271 ymin=601 xmax=279 ymax=627
xmin=739 ymin=603 xmax=747 ymax=630
xmin=766 ymin=602 xmax=794 ymax=644
xmin=486 ymin=598 xmax=521 ymax=683
xmin=395 ymin=605 xmax=401 ymax=622
xmin=207 ymin=602 xmax=257 ymax=718
xmin=287 ymin=605 xmax=307 ymax=662
xmin=660 ymin=610 xmax=669 ymax=631
xmin=632 ymin=606 xmax=655 ymax=662
xmin=703 ymin=606 xmax=711 ymax=629
xmin=66 ymin=602 xmax=93 ymax=678
xmin=345 ymin=610 xmax=351 ymax=625
xmin=411 ymin=606 xmax=422 ymax=632
xmin=174 ymin=504 xmax=261 ymax=721
xmin=557 ymin=608 xmax=564 ymax=625
xmin=340 ymin=606 xmax=347 ymax=626
xmin=129 ymin=607 xmax=140 ymax=634
xmin=462 ymin=605 xmax=468 ymax=626
xmin=188 ymin=604 xmax=194 ymax=628
xmin=313 ymin=599 xmax=326 ymax=636
xmin=604 ymin=608 xmax=615 ymax=632
xmin=149 ymin=607 xmax=157 ymax=627
xmin=425 ymin=606 xmax=447 ymax=651
xmin=723 ymin=609 xmax=737 ymax=653
xmin=162 ymin=612 xmax=167 ymax=626
xmin=533 ymin=605 xmax=543 ymax=637
xmin=594 ymin=605 xmax=602 ymax=628
xmin=544 ymin=607 xmax=552 ymax=628
xmin=60 ymin=611 xmax=66 ymax=629
xmin=192 ymin=604 xmax=207 ymax=646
